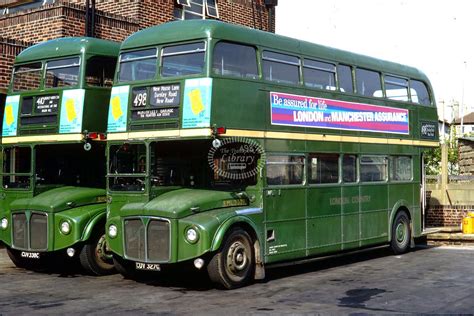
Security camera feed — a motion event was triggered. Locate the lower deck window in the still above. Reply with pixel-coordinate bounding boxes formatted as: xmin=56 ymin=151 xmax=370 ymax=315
xmin=308 ymin=154 xmax=339 ymax=184
xmin=390 ymin=156 xmax=412 ymax=181
xmin=266 ymin=155 xmax=304 ymax=185
xmin=360 ymin=156 xmax=388 ymax=182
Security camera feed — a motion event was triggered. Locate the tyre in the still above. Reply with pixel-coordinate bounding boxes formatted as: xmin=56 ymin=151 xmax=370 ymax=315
xmin=207 ymin=228 xmax=255 ymax=289
xmin=112 ymin=254 xmax=142 ymax=280
xmin=79 ymin=232 xmax=115 ymax=275
xmin=390 ymin=210 xmax=411 ymax=254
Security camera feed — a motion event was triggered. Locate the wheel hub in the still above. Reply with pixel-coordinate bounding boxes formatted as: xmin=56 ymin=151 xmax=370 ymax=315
xmin=95 ymin=235 xmax=113 ymax=262
xmin=396 ymin=222 xmax=406 ymax=243
xmin=227 ymin=241 xmax=249 ymax=273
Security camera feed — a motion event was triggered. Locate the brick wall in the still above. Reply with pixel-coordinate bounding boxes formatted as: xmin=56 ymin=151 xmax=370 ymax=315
xmin=0 ymin=37 xmax=30 ymax=92
xmin=426 ymin=204 xmax=474 ymax=227
xmin=0 ymin=1 xmax=139 ymax=43
xmin=67 ymin=0 xmax=275 ymax=32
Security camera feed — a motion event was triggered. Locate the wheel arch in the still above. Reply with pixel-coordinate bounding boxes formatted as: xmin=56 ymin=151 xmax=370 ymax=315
xmin=210 ymin=215 xmax=265 ymax=280
xmin=81 ymin=212 xmax=106 ymax=242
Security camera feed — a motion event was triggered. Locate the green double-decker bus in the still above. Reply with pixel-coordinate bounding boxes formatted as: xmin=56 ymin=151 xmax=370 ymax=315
xmin=105 ymin=20 xmax=438 ymax=289
xmin=0 ymin=37 xmax=119 ymax=275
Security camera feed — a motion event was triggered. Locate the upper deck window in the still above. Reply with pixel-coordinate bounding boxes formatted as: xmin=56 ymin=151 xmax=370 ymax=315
xmin=45 ymin=57 xmax=80 ymax=89
xmin=303 ymin=59 xmax=336 ymax=90
xmin=161 ymin=42 xmax=206 ymax=77
xmin=385 ymin=75 xmax=409 ymax=102
xmin=337 ymin=64 xmax=354 ymax=93
xmin=356 ymin=68 xmax=382 ymax=97
xmin=410 ymin=79 xmax=431 ymax=106
xmin=262 ymin=51 xmax=300 ymax=85
xmin=12 ymin=62 xmax=42 ymax=92
xmin=212 ymin=42 xmax=258 ymax=79
xmin=118 ymin=48 xmax=157 ymax=83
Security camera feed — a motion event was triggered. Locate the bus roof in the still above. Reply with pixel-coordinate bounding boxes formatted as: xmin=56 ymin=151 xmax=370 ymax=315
xmin=15 ymin=37 xmax=120 ymax=64
xmin=121 ymin=20 xmax=429 ymax=82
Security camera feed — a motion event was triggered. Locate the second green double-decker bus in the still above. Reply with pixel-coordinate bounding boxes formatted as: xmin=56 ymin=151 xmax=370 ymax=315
xmin=105 ymin=20 xmax=438 ymax=289
xmin=0 ymin=37 xmax=119 ymax=275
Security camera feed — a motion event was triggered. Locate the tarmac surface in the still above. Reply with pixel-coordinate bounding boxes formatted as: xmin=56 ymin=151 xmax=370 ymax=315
xmin=1 ymin=245 xmax=474 ymax=314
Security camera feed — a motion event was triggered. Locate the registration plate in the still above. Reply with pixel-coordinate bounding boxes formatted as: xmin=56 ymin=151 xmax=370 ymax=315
xmin=135 ymin=262 xmax=161 ymax=271
xmin=21 ymin=251 xmax=40 ymax=259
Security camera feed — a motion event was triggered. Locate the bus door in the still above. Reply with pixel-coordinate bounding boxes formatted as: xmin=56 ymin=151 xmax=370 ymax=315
xmin=264 ymin=154 xmax=306 ymax=262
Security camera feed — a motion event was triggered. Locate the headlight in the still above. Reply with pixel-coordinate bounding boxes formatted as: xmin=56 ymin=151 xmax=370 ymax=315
xmin=1 ymin=218 xmax=8 ymax=230
xmin=185 ymin=227 xmax=199 ymax=243
xmin=60 ymin=221 xmax=71 ymax=235
xmin=108 ymin=224 xmax=117 ymax=238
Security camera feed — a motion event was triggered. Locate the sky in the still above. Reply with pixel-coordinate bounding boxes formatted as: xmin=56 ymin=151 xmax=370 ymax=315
xmin=276 ymin=0 xmax=473 ymax=121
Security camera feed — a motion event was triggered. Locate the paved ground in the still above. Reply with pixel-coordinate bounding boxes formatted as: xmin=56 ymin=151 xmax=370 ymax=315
xmin=1 ymin=245 xmax=474 ymax=314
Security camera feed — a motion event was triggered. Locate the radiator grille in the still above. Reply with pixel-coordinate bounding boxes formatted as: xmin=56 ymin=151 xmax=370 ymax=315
xmin=123 ymin=217 xmax=170 ymax=263
xmin=12 ymin=212 xmax=48 ymax=250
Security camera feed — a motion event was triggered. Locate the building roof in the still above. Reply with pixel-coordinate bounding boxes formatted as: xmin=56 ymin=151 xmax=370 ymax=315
xmin=15 ymin=37 xmax=120 ymax=64
xmin=454 ymin=112 xmax=474 ymax=125
xmin=121 ymin=20 xmax=431 ymax=83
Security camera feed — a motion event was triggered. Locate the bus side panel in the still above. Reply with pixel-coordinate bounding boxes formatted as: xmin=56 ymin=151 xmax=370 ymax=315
xmin=360 ymin=184 xmax=389 ymax=247
xmin=264 ymin=187 xmax=306 ymax=263
xmin=306 ymin=185 xmax=342 ymax=256
xmin=341 ymin=185 xmax=361 ymax=250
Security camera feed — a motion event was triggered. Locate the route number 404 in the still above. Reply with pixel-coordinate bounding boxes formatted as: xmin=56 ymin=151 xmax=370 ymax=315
xmin=134 ymin=91 xmax=147 ymax=107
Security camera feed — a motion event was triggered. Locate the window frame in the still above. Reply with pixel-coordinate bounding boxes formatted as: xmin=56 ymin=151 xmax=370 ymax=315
xmin=262 ymin=50 xmax=301 ymax=86
xmin=117 ymin=48 xmax=159 ymax=83
xmin=384 ymin=74 xmax=410 ymax=103
xmin=302 ymin=58 xmax=337 ymax=91
xmin=265 ymin=153 xmax=306 ymax=187
xmin=359 ymin=155 xmax=389 ymax=183
xmin=212 ymin=40 xmax=259 ymax=80
xmin=160 ymin=41 xmax=207 ymax=78
xmin=307 ymin=153 xmax=340 ymax=185
xmin=44 ymin=56 xmax=81 ymax=90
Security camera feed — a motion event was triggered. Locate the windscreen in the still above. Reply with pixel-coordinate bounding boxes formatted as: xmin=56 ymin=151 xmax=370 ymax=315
xmin=35 ymin=143 xmax=106 ymax=188
xmin=2 ymin=146 xmax=32 ymax=189
xmin=108 ymin=143 xmax=146 ymax=191
xmin=45 ymin=57 xmax=80 ymax=88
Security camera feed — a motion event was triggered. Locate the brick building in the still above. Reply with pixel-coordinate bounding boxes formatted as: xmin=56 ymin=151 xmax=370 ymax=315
xmin=0 ymin=0 xmax=277 ymax=107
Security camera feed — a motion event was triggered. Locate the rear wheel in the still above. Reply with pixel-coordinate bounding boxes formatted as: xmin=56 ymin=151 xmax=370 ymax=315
xmin=207 ymin=228 xmax=255 ymax=289
xmin=79 ymin=232 xmax=115 ymax=275
xmin=390 ymin=210 xmax=411 ymax=254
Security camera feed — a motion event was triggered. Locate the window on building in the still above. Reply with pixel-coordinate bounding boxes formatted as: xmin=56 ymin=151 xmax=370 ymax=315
xmin=45 ymin=57 xmax=80 ymax=88
xmin=337 ymin=64 xmax=353 ymax=93
xmin=410 ymin=79 xmax=431 ymax=106
xmin=118 ymin=48 xmax=157 ymax=83
xmin=212 ymin=42 xmax=258 ymax=79
xmin=262 ymin=51 xmax=300 ymax=85
xmin=161 ymin=42 xmax=206 ymax=77
xmin=12 ymin=62 xmax=42 ymax=92
xmin=308 ymin=154 xmax=339 ymax=184
xmin=356 ymin=68 xmax=382 ymax=97
xmin=174 ymin=0 xmax=219 ymax=20
xmin=85 ymin=56 xmax=116 ymax=87
xmin=390 ymin=156 xmax=412 ymax=181
xmin=303 ymin=59 xmax=336 ymax=90
xmin=385 ymin=75 xmax=409 ymax=102
xmin=266 ymin=155 xmax=305 ymax=185
xmin=360 ymin=156 xmax=388 ymax=182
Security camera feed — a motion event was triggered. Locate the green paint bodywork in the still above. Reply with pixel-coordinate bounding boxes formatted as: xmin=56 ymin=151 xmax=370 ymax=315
xmin=106 ymin=20 xmax=439 ymax=269
xmin=0 ymin=37 xmax=119 ymax=253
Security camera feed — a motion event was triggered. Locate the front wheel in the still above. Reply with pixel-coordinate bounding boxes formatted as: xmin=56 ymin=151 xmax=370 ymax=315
xmin=207 ymin=228 xmax=255 ymax=289
xmin=79 ymin=232 xmax=115 ymax=275
xmin=113 ymin=254 xmax=143 ymax=280
xmin=390 ymin=210 xmax=411 ymax=254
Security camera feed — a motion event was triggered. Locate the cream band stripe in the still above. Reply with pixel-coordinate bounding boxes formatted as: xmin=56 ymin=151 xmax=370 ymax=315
xmin=2 ymin=134 xmax=84 ymax=144
xmin=106 ymin=128 xmax=438 ymax=147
